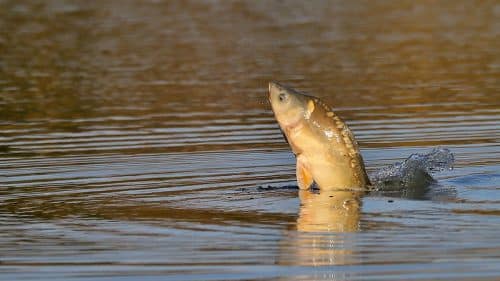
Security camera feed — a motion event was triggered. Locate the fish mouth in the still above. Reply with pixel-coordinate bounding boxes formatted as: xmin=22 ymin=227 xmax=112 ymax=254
xmin=268 ymin=81 xmax=279 ymax=105
xmin=268 ymin=81 xmax=276 ymax=99
xmin=268 ymin=81 xmax=284 ymax=103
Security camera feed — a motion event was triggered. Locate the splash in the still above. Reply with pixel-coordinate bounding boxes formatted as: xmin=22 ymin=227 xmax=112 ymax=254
xmin=370 ymin=147 xmax=454 ymax=191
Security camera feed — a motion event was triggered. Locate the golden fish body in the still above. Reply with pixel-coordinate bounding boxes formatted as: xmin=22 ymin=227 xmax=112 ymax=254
xmin=268 ymin=82 xmax=370 ymax=190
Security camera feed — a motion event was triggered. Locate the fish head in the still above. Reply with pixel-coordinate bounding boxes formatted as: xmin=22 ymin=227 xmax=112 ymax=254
xmin=268 ymin=81 xmax=312 ymax=130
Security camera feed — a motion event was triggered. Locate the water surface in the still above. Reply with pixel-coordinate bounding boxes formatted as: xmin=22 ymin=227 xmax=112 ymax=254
xmin=0 ymin=1 xmax=499 ymax=280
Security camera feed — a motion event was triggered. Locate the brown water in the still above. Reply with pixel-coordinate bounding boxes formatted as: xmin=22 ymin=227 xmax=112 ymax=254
xmin=1 ymin=1 xmax=499 ymax=280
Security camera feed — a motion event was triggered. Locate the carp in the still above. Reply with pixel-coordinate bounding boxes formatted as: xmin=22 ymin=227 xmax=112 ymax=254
xmin=268 ymin=82 xmax=370 ymax=190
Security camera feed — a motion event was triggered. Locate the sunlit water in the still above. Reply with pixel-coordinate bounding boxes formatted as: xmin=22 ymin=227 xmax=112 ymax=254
xmin=0 ymin=1 xmax=499 ymax=280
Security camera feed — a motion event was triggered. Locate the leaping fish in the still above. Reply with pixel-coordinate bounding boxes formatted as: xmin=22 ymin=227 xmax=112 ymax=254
xmin=268 ymin=82 xmax=370 ymax=190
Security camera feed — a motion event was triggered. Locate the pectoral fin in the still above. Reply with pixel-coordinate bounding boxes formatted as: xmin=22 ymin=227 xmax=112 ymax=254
xmin=296 ymin=156 xmax=314 ymax=190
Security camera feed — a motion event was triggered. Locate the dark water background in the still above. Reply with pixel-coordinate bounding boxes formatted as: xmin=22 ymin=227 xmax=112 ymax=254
xmin=0 ymin=1 xmax=499 ymax=280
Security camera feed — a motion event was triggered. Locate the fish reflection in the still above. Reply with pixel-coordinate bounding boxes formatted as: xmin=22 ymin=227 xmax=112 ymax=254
xmin=297 ymin=190 xmax=361 ymax=233
xmin=280 ymin=190 xmax=362 ymax=274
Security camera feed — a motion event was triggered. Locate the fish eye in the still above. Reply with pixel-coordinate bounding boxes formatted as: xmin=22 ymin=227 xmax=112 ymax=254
xmin=278 ymin=93 xmax=287 ymax=102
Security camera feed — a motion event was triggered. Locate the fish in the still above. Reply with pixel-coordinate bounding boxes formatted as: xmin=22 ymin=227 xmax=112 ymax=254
xmin=268 ymin=81 xmax=370 ymax=190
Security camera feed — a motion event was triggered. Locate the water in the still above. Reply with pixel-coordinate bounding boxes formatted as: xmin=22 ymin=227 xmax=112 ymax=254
xmin=370 ymin=147 xmax=455 ymax=195
xmin=0 ymin=1 xmax=499 ymax=280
